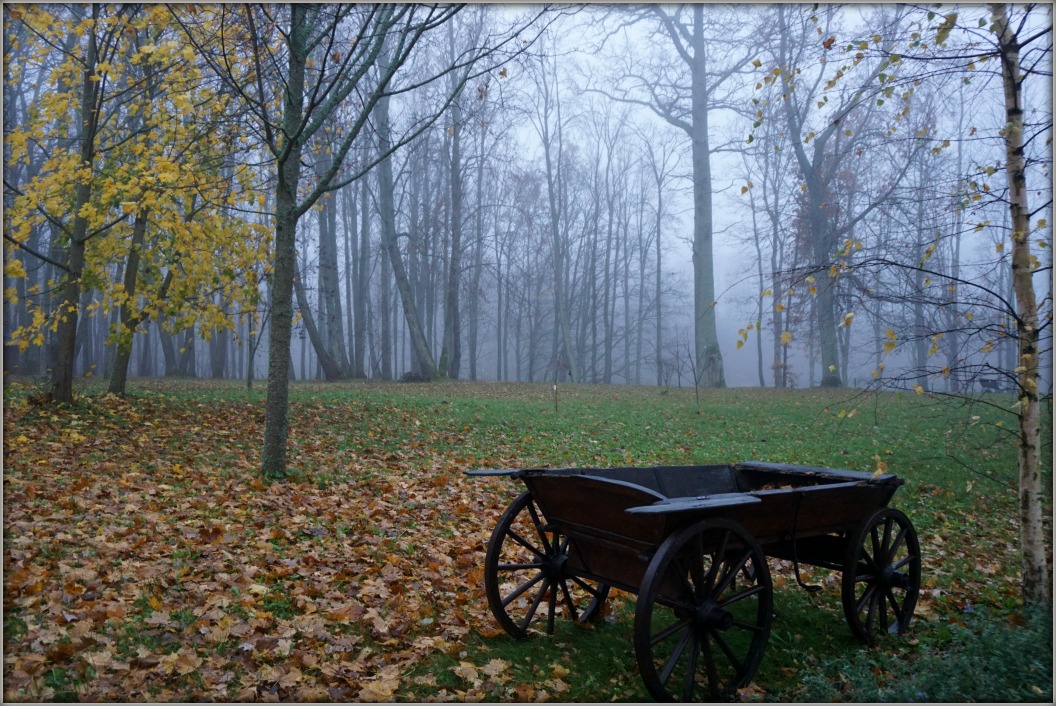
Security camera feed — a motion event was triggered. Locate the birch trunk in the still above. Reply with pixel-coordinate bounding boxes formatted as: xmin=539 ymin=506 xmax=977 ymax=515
xmin=990 ymin=2 xmax=1049 ymax=604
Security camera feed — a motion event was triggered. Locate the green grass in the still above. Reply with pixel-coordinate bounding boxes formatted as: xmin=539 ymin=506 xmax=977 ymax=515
xmin=795 ymin=603 xmax=1053 ymax=702
xmin=4 ymin=376 xmax=1050 ymax=701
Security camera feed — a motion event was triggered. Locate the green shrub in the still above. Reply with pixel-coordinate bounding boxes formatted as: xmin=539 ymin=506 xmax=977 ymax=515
xmin=796 ymin=604 xmax=1053 ymax=702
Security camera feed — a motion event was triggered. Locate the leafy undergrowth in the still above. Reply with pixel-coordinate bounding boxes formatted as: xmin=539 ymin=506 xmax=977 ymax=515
xmin=3 ymin=378 xmax=1050 ymax=701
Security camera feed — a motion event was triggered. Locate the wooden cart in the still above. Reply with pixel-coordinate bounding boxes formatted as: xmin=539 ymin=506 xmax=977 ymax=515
xmin=467 ymin=462 xmax=922 ymax=701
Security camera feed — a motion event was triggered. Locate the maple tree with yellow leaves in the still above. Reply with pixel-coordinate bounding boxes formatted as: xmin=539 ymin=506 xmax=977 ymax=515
xmin=4 ymin=5 xmax=269 ymax=401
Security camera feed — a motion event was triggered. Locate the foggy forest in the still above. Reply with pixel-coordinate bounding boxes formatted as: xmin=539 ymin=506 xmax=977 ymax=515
xmin=3 ymin=7 xmax=1054 ymax=699
xmin=3 ymin=4 xmax=1052 ymax=397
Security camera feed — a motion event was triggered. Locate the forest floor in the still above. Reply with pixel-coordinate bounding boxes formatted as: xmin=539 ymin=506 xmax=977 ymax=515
xmin=3 ymin=378 xmax=1051 ymax=701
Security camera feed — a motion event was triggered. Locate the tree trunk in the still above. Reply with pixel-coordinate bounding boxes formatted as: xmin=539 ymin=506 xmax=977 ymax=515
xmin=178 ymin=327 xmax=196 ymax=377
xmin=159 ymin=321 xmax=178 ymax=376
xmin=49 ymin=9 xmax=99 ymax=404
xmin=293 ymin=264 xmax=343 ymax=379
xmin=245 ymin=311 xmax=257 ymax=389
xmin=380 ymin=231 xmax=393 ymax=380
xmin=341 ymin=182 xmax=366 ymax=378
xmin=210 ymin=313 xmax=228 ymax=379
xmin=689 ymin=5 xmax=725 ymax=388
xmin=806 ymin=178 xmax=842 ymax=387
xmin=356 ymin=176 xmax=371 ymax=377
xmin=635 ymin=195 xmax=647 ymax=385
xmin=262 ymin=3 xmax=309 ymax=479
xmin=749 ymin=201 xmax=767 ymax=387
xmin=655 ymin=179 xmax=664 ymax=387
xmin=495 ymin=235 xmax=506 ymax=380
xmin=991 ymin=1 xmax=1049 ymax=605
xmin=537 ymin=54 xmax=579 ymax=383
xmin=602 ymin=176 xmax=615 ymax=384
xmin=108 ymin=208 xmax=155 ymax=394
xmin=912 ymin=184 xmax=929 ymax=390
xmin=468 ymin=122 xmax=486 ymax=381
xmin=439 ymin=83 xmax=463 ymax=379
xmin=316 ymin=154 xmax=350 ymax=374
xmin=376 ymin=92 xmax=436 ymax=378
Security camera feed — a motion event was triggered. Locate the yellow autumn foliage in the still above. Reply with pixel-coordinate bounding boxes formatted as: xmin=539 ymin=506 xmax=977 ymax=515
xmin=6 ymin=4 xmax=270 ymax=355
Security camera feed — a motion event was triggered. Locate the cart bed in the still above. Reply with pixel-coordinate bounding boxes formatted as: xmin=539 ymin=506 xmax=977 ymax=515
xmin=476 ymin=462 xmax=901 ymax=592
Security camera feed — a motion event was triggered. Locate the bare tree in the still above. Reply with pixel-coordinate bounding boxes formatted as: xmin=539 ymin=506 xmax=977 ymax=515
xmin=593 ymin=6 xmax=765 ymax=387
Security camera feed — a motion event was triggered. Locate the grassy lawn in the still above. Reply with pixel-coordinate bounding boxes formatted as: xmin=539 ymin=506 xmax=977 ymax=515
xmin=3 ymin=377 xmax=1051 ymax=701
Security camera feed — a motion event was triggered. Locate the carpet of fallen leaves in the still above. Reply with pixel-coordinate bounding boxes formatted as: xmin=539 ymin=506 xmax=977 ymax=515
xmin=3 ymin=388 xmax=534 ymax=702
xmin=2 ymin=381 xmax=1043 ymax=702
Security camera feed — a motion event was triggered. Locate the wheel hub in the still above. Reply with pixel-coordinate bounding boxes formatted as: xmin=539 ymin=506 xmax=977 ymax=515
xmin=546 ymin=551 xmax=568 ymax=580
xmin=881 ymin=565 xmax=910 ymax=590
xmin=695 ymin=600 xmax=734 ymax=631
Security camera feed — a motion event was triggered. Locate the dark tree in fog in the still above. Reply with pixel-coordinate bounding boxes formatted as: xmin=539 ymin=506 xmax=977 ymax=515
xmin=594 ymin=5 xmax=765 ymax=387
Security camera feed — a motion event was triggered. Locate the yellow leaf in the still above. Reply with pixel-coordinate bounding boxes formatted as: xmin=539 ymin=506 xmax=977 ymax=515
xmin=780 ymin=331 xmax=793 ymax=346
xmin=736 ymin=340 xmax=744 ymax=350
xmin=452 ymin=661 xmax=479 ymax=683
xmin=761 ymin=288 xmax=772 ymax=297
xmin=828 ymin=364 xmax=837 ymax=373
xmin=914 ymin=384 xmax=925 ymax=395
xmin=358 ymin=665 xmax=402 ymax=702
xmin=752 ymin=58 xmax=762 ymax=68
xmin=4 ymin=258 xmax=27 ymax=279
xmin=482 ymin=659 xmax=510 ymax=678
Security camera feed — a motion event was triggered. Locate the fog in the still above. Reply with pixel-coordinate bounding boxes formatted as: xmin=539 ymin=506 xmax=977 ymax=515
xmin=4 ymin=4 xmax=1052 ymax=396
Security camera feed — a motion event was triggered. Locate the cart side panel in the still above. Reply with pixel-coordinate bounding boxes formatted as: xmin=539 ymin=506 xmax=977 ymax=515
xmin=521 ymin=474 xmax=668 ymax=590
xmin=719 ymin=483 xmax=901 ymax=549
xmin=652 ymin=465 xmax=739 ymax=498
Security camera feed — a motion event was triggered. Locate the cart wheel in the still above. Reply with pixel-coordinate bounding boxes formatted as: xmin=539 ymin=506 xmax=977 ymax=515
xmin=842 ymin=508 xmax=921 ymax=645
xmin=634 ymin=519 xmax=772 ymax=702
xmin=484 ymin=491 xmax=610 ymax=639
